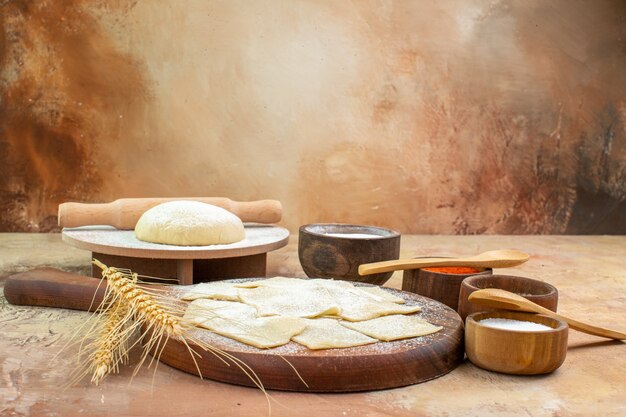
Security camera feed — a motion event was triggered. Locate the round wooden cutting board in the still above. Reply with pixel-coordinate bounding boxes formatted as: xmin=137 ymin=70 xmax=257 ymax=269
xmin=62 ymin=224 xmax=289 ymax=259
xmin=162 ymin=281 xmax=464 ymax=392
xmin=5 ymin=270 xmax=464 ymax=392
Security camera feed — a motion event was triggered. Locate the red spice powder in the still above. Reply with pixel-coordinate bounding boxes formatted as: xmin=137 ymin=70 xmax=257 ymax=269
xmin=422 ymin=266 xmax=482 ymax=274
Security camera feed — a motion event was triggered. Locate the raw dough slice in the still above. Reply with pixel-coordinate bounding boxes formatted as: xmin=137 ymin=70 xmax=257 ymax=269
xmin=292 ymin=318 xmax=376 ymax=349
xmin=355 ymin=287 xmax=405 ymax=304
xmin=237 ymin=285 xmax=340 ymax=318
xmin=135 ymin=200 xmax=245 ymax=246
xmin=236 ymin=278 xmax=413 ymax=320
xmin=184 ymin=299 xmax=306 ymax=348
xmin=235 ymin=277 xmax=305 ymax=288
xmin=236 ymin=277 xmax=353 ymax=290
xmin=307 ymin=279 xmax=355 ymax=289
xmin=333 ymin=287 xmax=421 ymax=321
xmin=181 ymin=281 xmax=241 ymax=302
xmin=340 ymin=315 xmax=442 ymax=341
xmin=184 ymin=298 xmax=257 ymax=324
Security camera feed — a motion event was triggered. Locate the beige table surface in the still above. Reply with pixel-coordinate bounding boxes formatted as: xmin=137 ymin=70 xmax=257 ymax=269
xmin=1 ymin=233 xmax=625 ymax=417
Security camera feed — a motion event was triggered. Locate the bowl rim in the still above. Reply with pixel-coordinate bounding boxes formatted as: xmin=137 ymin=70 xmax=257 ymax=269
xmin=467 ymin=311 xmax=568 ymax=333
xmin=299 ymin=223 xmax=400 ymax=239
xmin=461 ymin=274 xmax=558 ymax=297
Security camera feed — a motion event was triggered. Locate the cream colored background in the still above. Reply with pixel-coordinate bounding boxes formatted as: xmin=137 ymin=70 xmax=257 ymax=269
xmin=1 ymin=1 xmax=625 ymax=233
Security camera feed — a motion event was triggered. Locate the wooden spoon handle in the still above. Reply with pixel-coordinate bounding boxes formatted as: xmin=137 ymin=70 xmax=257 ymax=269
xmin=58 ymin=197 xmax=282 ymax=229
xmin=533 ymin=304 xmax=626 ymax=340
xmin=469 ymin=289 xmax=626 ymax=341
xmin=4 ymin=268 xmax=105 ymax=312
xmin=359 ymin=257 xmax=530 ymax=276
xmin=358 ymin=258 xmax=460 ymax=275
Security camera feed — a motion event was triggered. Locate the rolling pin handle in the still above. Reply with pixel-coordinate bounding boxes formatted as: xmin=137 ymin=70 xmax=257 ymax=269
xmin=234 ymin=199 xmax=282 ymax=224
xmin=58 ymin=202 xmax=114 ymax=228
xmin=5 ymin=268 xmax=105 ymax=312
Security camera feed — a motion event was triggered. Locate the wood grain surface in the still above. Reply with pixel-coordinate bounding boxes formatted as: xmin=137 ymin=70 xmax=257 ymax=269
xmin=2 ymin=234 xmax=625 ymax=417
xmin=458 ymin=274 xmax=559 ymax=321
xmin=465 ymin=311 xmax=568 ymax=375
xmin=298 ymin=224 xmax=401 ymax=286
xmin=4 ymin=268 xmax=464 ymax=392
xmin=402 ymin=267 xmax=491 ymax=311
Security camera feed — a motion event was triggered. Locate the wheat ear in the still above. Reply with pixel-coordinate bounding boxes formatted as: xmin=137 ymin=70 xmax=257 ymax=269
xmin=76 ymin=260 xmax=267 ymax=396
xmin=90 ymin=299 xmax=131 ymax=384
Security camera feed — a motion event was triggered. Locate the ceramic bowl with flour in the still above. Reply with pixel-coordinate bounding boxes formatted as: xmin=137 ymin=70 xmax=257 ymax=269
xmin=298 ymin=223 xmax=401 ymax=285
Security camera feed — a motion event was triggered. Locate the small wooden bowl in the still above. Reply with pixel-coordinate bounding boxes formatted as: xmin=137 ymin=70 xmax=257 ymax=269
xmin=458 ymin=275 xmax=558 ymax=321
xmin=465 ymin=311 xmax=568 ymax=375
xmin=298 ymin=224 xmax=400 ymax=285
xmin=402 ymin=264 xmax=492 ymax=311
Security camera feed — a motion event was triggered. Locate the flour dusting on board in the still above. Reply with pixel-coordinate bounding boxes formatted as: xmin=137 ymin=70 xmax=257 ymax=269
xmin=166 ymin=279 xmax=460 ymax=356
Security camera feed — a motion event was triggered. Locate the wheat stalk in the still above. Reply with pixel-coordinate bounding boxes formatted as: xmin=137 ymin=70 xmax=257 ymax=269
xmin=68 ymin=259 xmax=268 ymax=401
xmin=90 ymin=299 xmax=130 ymax=384
xmin=66 ymin=296 xmax=133 ymax=386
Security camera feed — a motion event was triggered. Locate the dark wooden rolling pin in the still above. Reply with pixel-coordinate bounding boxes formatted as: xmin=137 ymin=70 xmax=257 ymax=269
xmin=5 ymin=268 xmax=107 ymax=312
xmin=58 ymin=197 xmax=283 ymax=229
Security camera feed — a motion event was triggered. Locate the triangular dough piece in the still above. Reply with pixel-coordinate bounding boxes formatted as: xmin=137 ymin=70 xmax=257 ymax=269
xmin=235 ymin=276 xmax=307 ymax=288
xmin=181 ymin=281 xmax=241 ymax=301
xmin=184 ymin=298 xmax=257 ymax=324
xmin=307 ymin=278 xmax=355 ymax=289
xmin=340 ymin=315 xmax=442 ymax=341
xmin=183 ymin=299 xmax=306 ymax=348
xmin=292 ymin=318 xmax=376 ymax=349
xmin=333 ymin=287 xmax=421 ymax=321
xmin=237 ymin=285 xmax=340 ymax=318
xmin=355 ymin=286 xmax=405 ymax=304
xmin=236 ymin=277 xmax=352 ymax=290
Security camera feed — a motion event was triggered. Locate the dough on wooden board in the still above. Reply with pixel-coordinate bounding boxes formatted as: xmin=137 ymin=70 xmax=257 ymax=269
xmin=235 ymin=277 xmax=304 ymax=288
xmin=181 ymin=281 xmax=241 ymax=302
xmin=292 ymin=318 xmax=377 ymax=349
xmin=355 ymin=286 xmax=405 ymax=304
xmin=183 ymin=277 xmax=441 ymax=350
xmin=184 ymin=299 xmax=306 ymax=349
xmin=236 ymin=277 xmax=417 ymax=320
xmin=340 ymin=315 xmax=442 ymax=341
xmin=134 ymin=200 xmax=245 ymax=246
xmin=238 ymin=285 xmax=341 ymax=318
xmin=329 ymin=285 xmax=420 ymax=321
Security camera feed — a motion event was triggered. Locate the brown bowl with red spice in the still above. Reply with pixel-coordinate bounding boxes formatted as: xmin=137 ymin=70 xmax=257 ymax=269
xmin=402 ymin=264 xmax=492 ymax=311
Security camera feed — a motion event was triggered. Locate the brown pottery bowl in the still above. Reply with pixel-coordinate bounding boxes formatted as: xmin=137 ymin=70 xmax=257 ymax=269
xmin=402 ymin=263 xmax=492 ymax=311
xmin=458 ymin=274 xmax=558 ymax=321
xmin=465 ymin=310 xmax=568 ymax=375
xmin=298 ymin=223 xmax=400 ymax=285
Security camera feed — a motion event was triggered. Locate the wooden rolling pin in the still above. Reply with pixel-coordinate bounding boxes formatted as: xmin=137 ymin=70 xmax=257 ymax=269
xmin=58 ymin=197 xmax=282 ymax=229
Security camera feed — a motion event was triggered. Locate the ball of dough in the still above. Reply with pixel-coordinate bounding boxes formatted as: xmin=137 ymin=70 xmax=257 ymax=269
xmin=134 ymin=201 xmax=245 ymax=246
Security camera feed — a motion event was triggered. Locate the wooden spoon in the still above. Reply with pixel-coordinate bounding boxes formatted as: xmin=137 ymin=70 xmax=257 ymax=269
xmin=469 ymin=288 xmax=626 ymax=340
xmin=358 ymin=249 xmax=530 ymax=276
